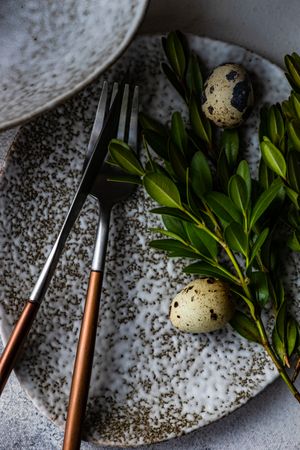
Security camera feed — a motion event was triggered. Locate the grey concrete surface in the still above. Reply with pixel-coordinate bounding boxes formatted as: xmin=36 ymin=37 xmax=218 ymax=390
xmin=140 ymin=0 xmax=300 ymax=67
xmin=2 ymin=0 xmax=300 ymax=449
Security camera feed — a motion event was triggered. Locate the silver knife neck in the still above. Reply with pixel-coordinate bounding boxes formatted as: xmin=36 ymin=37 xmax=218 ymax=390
xmin=30 ymin=203 xmax=84 ymax=303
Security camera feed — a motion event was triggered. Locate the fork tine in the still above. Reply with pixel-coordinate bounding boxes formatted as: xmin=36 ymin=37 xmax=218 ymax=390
xmin=87 ymin=81 xmax=109 ymax=157
xmin=110 ymin=82 xmax=119 ymax=108
xmin=117 ymin=84 xmax=130 ymax=141
xmin=127 ymin=86 xmax=139 ymax=148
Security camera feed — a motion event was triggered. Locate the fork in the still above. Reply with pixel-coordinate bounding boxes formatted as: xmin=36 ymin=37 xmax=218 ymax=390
xmin=62 ymin=83 xmax=139 ymax=450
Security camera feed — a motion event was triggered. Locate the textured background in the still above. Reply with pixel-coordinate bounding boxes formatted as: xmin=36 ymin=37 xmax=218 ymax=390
xmin=1 ymin=0 xmax=300 ymax=448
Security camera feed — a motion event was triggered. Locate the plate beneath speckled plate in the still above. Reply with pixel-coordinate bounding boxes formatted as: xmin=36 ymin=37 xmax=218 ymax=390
xmin=0 ymin=35 xmax=298 ymax=447
xmin=0 ymin=0 xmax=148 ymax=131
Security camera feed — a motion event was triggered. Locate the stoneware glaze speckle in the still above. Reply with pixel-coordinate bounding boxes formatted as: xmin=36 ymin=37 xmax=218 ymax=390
xmin=0 ymin=0 xmax=149 ymax=131
xmin=0 ymin=35 xmax=298 ymax=447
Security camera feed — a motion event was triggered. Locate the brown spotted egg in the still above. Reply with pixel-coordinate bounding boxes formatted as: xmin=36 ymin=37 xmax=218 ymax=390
xmin=169 ymin=278 xmax=235 ymax=333
xmin=201 ymin=63 xmax=253 ymax=128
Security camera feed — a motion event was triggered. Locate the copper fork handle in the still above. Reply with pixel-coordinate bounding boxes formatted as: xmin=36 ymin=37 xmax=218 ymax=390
xmin=0 ymin=301 xmax=40 ymax=395
xmin=63 ymin=270 xmax=103 ymax=450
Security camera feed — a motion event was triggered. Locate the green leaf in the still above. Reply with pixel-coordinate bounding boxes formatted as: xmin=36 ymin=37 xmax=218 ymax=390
xmin=205 ymin=192 xmax=242 ymax=224
xmin=228 ymin=174 xmax=249 ymax=212
xmin=162 ymin=215 xmax=188 ymax=240
xmin=260 ymin=137 xmax=287 ymax=178
xmin=267 ymin=278 xmax=284 ymax=311
xmin=259 ymin=228 xmax=272 ymax=269
xmin=273 ymin=290 xmax=287 ymax=360
xmin=149 ymin=239 xmax=199 ymax=258
xmin=217 ymin=149 xmax=231 ymax=193
xmin=165 ymin=31 xmax=186 ymax=78
xmin=150 ymin=227 xmax=185 ymax=243
xmin=168 ymin=139 xmax=187 ymax=182
xmin=282 ymin=98 xmax=295 ymax=121
xmin=287 ymin=205 xmax=300 ymax=229
xmin=185 ymin=52 xmax=203 ymax=97
xmin=230 ymin=287 xmax=256 ymax=317
xmin=291 ymin=91 xmax=300 ymax=121
xmin=106 ymin=153 xmax=120 ymax=167
xmin=248 ymin=228 xmax=269 ymax=266
xmin=287 ymin=317 xmax=299 ymax=357
xmin=267 ymin=105 xmax=285 ymax=148
xmin=189 ymin=96 xmax=212 ymax=145
xmin=169 ymin=248 xmax=202 ymax=258
xmin=274 ymin=278 xmax=285 ymax=307
xmin=185 ymin=223 xmax=218 ymax=260
xmin=287 ymin=150 xmax=300 ymax=192
xmin=220 ymin=129 xmax=239 ymax=169
xmin=287 ymin=120 xmax=300 ymax=151
xmin=285 ymin=53 xmax=300 ymax=91
xmin=164 ymin=160 xmax=177 ymax=179
xmin=107 ymin=174 xmax=142 ymax=185
xmin=259 ymin=106 xmax=269 ymax=142
xmin=288 ymin=231 xmax=300 ymax=251
xmin=182 ymin=136 xmax=198 ymax=161
xmin=230 ymin=310 xmax=261 ymax=343
xmin=224 ymin=222 xmax=248 ymax=256
xmin=150 ymin=207 xmax=193 ymax=222
xmin=143 ymin=172 xmax=182 ymax=208
xmin=258 ymin=158 xmax=275 ymax=190
xmin=145 ymin=160 xmax=169 ymax=177
xmin=272 ymin=325 xmax=286 ymax=364
xmin=186 ymin=166 xmax=192 ymax=209
xmin=149 ymin=238 xmax=180 ymax=251
xmin=183 ymin=261 xmax=234 ymax=283
xmin=190 ymin=151 xmax=212 ymax=198
xmin=285 ymin=186 xmax=299 ymax=207
xmin=108 ymin=139 xmax=144 ymax=176
xmin=236 ymin=160 xmax=251 ymax=200
xmin=250 ymin=271 xmax=269 ymax=307
xmin=276 ymin=300 xmax=287 ymax=342
xmin=161 ymin=63 xmax=186 ymax=99
xmin=171 ymin=112 xmax=188 ymax=154
xmin=139 ymin=112 xmax=168 ymax=137
xmin=143 ymin=129 xmax=169 ymax=160
xmin=249 ymin=178 xmax=283 ymax=229
xmin=187 ymin=190 xmax=204 ymax=220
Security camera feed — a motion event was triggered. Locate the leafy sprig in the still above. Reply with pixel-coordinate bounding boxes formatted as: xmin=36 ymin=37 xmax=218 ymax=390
xmin=108 ymin=32 xmax=300 ymax=402
xmin=257 ymin=52 xmax=300 ymax=381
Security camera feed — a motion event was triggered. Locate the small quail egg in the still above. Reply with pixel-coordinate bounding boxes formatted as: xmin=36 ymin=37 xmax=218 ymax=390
xmin=169 ymin=278 xmax=234 ymax=333
xmin=201 ymin=63 xmax=253 ymax=128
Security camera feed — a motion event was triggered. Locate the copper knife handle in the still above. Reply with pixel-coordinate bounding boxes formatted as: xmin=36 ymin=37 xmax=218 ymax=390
xmin=63 ymin=270 xmax=103 ymax=450
xmin=0 ymin=301 xmax=40 ymax=395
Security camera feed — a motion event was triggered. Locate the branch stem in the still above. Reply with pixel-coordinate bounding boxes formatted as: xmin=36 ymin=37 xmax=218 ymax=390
xmin=254 ymin=315 xmax=300 ymax=402
xmin=181 ymin=199 xmax=300 ymax=402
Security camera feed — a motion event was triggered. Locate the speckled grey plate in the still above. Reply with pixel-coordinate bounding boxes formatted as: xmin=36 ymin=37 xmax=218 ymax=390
xmin=0 ymin=0 xmax=148 ymax=132
xmin=0 ymin=35 xmax=298 ymax=447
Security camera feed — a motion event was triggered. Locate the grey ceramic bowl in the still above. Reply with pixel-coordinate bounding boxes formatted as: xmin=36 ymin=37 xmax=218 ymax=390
xmin=0 ymin=0 xmax=148 ymax=131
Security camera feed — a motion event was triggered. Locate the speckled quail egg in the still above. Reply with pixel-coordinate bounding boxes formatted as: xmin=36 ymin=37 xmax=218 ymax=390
xmin=169 ymin=278 xmax=234 ymax=333
xmin=201 ymin=63 xmax=253 ymax=128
